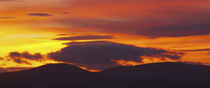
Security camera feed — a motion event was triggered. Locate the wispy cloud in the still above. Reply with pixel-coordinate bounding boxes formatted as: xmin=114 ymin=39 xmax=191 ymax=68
xmin=54 ymin=35 xmax=114 ymax=41
xmin=0 ymin=17 xmax=16 ymax=19
xmin=27 ymin=13 xmax=52 ymax=17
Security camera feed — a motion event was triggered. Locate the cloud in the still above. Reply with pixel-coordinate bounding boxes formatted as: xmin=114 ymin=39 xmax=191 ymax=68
xmin=9 ymin=52 xmax=43 ymax=64
xmin=54 ymin=35 xmax=114 ymax=41
xmin=181 ymin=48 xmax=210 ymax=52
xmin=27 ymin=13 xmax=52 ymax=16
xmin=48 ymin=41 xmax=183 ymax=69
xmin=54 ymin=15 xmax=210 ymax=38
xmin=51 ymin=0 xmax=210 ymax=38
xmin=0 ymin=17 xmax=16 ymax=19
xmin=0 ymin=0 xmax=15 ymax=2
xmin=136 ymin=24 xmax=210 ymax=38
xmin=0 ymin=0 xmax=23 ymax=3
xmin=57 ymin=34 xmax=69 ymax=36
xmin=9 ymin=52 xmax=43 ymax=60
xmin=1 ymin=0 xmax=210 ymax=38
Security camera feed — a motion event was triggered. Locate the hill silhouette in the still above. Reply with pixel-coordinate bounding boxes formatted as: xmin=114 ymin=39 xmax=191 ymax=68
xmin=0 ymin=62 xmax=209 ymax=88
xmin=101 ymin=62 xmax=210 ymax=80
xmin=0 ymin=63 xmax=96 ymax=88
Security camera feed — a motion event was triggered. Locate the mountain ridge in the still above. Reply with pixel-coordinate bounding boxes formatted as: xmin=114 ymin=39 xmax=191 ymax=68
xmin=0 ymin=62 xmax=209 ymax=88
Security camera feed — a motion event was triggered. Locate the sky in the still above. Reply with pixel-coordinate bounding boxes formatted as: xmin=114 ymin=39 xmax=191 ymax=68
xmin=0 ymin=0 xmax=210 ymax=71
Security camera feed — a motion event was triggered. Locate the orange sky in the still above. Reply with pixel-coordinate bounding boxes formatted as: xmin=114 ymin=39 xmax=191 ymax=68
xmin=0 ymin=0 xmax=209 ymax=71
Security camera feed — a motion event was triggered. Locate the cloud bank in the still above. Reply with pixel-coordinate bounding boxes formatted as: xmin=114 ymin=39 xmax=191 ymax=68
xmin=48 ymin=41 xmax=183 ymax=69
xmin=54 ymin=35 xmax=114 ymax=41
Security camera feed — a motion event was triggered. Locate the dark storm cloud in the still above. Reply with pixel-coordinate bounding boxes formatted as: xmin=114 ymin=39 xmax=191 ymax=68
xmin=48 ymin=41 xmax=183 ymax=69
xmin=27 ymin=13 xmax=52 ymax=16
xmin=54 ymin=35 xmax=114 ymax=41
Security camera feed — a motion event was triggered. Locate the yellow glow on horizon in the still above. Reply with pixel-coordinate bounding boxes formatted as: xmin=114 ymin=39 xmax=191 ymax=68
xmin=0 ymin=26 xmax=67 ymax=69
xmin=0 ymin=26 xmax=67 ymax=56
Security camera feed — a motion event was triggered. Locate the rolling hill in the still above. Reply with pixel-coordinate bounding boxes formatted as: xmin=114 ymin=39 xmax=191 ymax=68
xmin=0 ymin=62 xmax=209 ymax=88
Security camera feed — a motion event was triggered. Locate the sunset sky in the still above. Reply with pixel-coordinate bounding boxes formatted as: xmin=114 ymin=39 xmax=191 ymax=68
xmin=0 ymin=0 xmax=210 ymax=71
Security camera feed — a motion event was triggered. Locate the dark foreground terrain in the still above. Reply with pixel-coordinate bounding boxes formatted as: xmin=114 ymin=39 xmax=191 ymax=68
xmin=0 ymin=62 xmax=209 ymax=88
